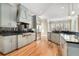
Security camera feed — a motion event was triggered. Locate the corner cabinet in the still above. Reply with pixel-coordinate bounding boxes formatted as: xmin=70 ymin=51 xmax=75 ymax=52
xmin=0 ymin=3 xmax=17 ymax=27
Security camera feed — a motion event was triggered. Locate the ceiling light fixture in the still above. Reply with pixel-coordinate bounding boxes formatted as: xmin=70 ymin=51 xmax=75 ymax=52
xmin=71 ymin=3 xmax=75 ymax=15
xmin=61 ymin=7 xmax=65 ymax=9
xmin=71 ymin=11 xmax=75 ymax=15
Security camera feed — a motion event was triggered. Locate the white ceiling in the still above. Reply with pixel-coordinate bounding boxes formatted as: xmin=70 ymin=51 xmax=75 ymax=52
xmin=22 ymin=3 xmax=79 ymax=21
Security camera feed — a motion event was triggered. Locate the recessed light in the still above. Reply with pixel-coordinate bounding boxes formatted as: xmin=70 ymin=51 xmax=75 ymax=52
xmin=71 ymin=11 xmax=75 ymax=15
xmin=61 ymin=7 xmax=65 ymax=9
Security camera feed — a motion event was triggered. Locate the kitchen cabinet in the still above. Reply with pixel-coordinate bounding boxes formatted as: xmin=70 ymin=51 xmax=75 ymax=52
xmin=47 ymin=32 xmax=51 ymax=41
xmin=18 ymin=34 xmax=24 ymax=48
xmin=11 ymin=35 xmax=17 ymax=50
xmin=0 ymin=35 xmax=17 ymax=54
xmin=29 ymin=33 xmax=35 ymax=42
xmin=18 ymin=33 xmax=35 ymax=48
xmin=60 ymin=34 xmax=79 ymax=56
xmin=67 ymin=42 xmax=79 ymax=56
xmin=0 ymin=3 xmax=17 ymax=27
xmin=50 ymin=33 xmax=60 ymax=44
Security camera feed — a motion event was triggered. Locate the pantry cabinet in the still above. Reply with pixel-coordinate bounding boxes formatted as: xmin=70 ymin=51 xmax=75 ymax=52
xmin=0 ymin=3 xmax=17 ymax=27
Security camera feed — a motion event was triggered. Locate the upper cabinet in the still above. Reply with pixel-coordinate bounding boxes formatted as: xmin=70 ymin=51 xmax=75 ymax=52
xmin=0 ymin=3 xmax=17 ymax=27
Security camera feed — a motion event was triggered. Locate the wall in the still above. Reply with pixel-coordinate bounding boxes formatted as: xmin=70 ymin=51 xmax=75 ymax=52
xmin=41 ymin=19 xmax=48 ymax=36
xmin=0 ymin=4 xmax=1 ymax=27
xmin=71 ymin=15 xmax=79 ymax=32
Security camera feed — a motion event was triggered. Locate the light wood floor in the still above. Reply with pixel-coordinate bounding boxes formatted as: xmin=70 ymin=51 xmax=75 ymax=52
xmin=0 ymin=37 xmax=62 ymax=56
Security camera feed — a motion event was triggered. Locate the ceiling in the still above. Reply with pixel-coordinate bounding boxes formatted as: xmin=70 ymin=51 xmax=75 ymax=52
xmin=22 ymin=3 xmax=79 ymax=21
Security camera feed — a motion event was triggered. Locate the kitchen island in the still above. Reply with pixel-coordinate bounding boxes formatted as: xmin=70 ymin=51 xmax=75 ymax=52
xmin=48 ymin=31 xmax=79 ymax=56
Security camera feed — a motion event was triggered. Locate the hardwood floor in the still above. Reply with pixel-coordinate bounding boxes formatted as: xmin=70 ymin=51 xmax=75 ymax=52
xmin=0 ymin=36 xmax=62 ymax=56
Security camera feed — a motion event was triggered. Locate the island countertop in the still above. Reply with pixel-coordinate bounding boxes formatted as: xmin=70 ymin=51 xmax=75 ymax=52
xmin=52 ymin=31 xmax=79 ymax=43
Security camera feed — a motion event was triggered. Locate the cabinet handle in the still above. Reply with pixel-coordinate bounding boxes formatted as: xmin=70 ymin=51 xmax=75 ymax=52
xmin=22 ymin=34 xmax=31 ymax=37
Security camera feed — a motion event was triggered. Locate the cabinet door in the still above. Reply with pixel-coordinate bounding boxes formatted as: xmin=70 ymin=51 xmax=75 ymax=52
xmin=0 ymin=36 xmax=4 ymax=52
xmin=67 ymin=43 xmax=79 ymax=56
xmin=3 ymin=36 xmax=12 ymax=54
xmin=18 ymin=35 xmax=27 ymax=48
xmin=11 ymin=35 xmax=17 ymax=50
xmin=28 ymin=33 xmax=35 ymax=44
xmin=25 ymin=35 xmax=31 ymax=45
xmin=18 ymin=35 xmax=23 ymax=48
xmin=9 ymin=5 xmax=17 ymax=27
xmin=51 ymin=33 xmax=60 ymax=44
xmin=1 ymin=4 xmax=10 ymax=27
xmin=22 ymin=35 xmax=27 ymax=46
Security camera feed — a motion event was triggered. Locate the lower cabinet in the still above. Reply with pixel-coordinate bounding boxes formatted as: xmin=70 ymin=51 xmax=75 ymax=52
xmin=60 ymin=36 xmax=79 ymax=56
xmin=18 ymin=35 xmax=24 ymax=48
xmin=67 ymin=42 xmax=79 ymax=56
xmin=47 ymin=32 xmax=79 ymax=56
xmin=18 ymin=33 xmax=35 ymax=48
xmin=50 ymin=33 xmax=60 ymax=44
xmin=47 ymin=32 xmax=51 ymax=41
xmin=0 ymin=35 xmax=17 ymax=54
xmin=0 ymin=33 xmax=35 ymax=54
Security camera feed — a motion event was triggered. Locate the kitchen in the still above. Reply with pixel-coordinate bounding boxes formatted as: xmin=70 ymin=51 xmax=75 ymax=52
xmin=0 ymin=3 xmax=79 ymax=56
xmin=0 ymin=3 xmax=37 ymax=55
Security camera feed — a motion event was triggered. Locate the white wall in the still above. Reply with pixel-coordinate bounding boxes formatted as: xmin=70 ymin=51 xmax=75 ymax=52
xmin=41 ymin=19 xmax=48 ymax=36
xmin=71 ymin=15 xmax=78 ymax=32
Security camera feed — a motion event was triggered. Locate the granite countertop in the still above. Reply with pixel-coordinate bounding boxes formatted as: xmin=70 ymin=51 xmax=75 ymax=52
xmin=52 ymin=31 xmax=79 ymax=43
xmin=0 ymin=31 xmax=35 ymax=36
xmin=52 ymin=31 xmax=79 ymax=36
xmin=66 ymin=41 xmax=79 ymax=44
